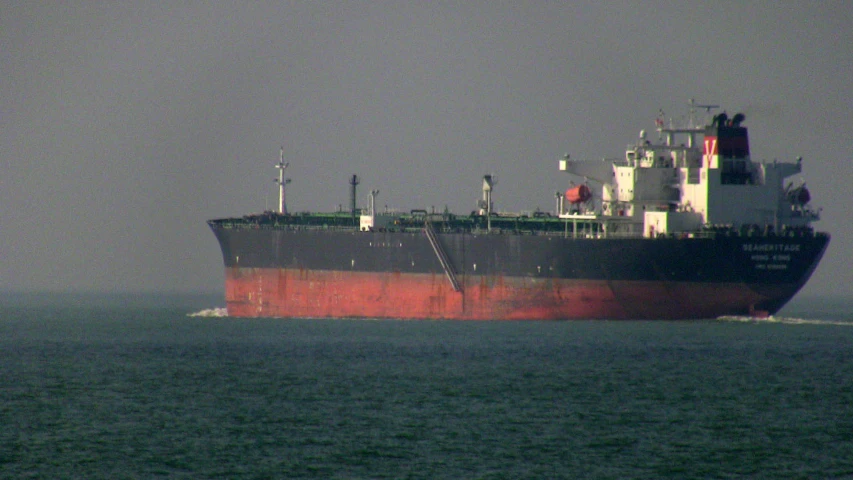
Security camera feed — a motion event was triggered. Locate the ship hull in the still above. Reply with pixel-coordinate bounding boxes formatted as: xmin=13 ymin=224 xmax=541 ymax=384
xmin=210 ymin=227 xmax=829 ymax=320
xmin=223 ymin=268 xmax=807 ymax=320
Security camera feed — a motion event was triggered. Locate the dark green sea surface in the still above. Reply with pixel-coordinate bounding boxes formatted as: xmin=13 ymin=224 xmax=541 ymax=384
xmin=1 ymin=294 xmax=852 ymax=479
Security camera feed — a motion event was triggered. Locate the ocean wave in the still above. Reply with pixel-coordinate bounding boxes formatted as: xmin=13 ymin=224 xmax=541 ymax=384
xmin=187 ymin=307 xmax=229 ymax=317
xmin=717 ymin=315 xmax=853 ymax=326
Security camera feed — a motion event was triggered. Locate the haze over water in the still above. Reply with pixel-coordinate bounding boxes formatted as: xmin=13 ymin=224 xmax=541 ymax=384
xmin=2 ymin=293 xmax=852 ymax=478
xmin=3 ymin=3 xmax=850 ymax=476
xmin=2 ymin=3 xmax=851 ymax=299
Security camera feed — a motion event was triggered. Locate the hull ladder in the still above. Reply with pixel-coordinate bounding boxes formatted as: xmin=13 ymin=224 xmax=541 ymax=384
xmin=424 ymin=221 xmax=462 ymax=292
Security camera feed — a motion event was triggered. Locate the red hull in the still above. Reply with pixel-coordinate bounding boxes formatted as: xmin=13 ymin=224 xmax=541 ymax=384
xmin=223 ymin=267 xmax=792 ymax=320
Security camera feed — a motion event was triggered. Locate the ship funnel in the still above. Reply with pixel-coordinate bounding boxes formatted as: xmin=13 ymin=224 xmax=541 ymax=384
xmin=731 ymin=113 xmax=745 ymax=126
xmin=704 ymin=109 xmax=750 ymax=168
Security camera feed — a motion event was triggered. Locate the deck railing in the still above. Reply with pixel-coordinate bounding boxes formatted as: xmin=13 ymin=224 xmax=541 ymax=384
xmin=209 ymin=219 xmax=823 ymax=240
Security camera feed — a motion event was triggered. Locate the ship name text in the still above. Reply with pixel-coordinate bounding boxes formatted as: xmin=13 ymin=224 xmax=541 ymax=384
xmin=742 ymin=243 xmax=801 ymax=253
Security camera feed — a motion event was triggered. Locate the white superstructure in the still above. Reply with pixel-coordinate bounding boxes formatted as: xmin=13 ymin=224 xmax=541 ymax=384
xmin=559 ymin=103 xmax=820 ymax=238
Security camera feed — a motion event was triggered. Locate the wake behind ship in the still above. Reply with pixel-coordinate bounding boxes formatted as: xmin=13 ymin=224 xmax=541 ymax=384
xmin=209 ymin=102 xmax=829 ymax=320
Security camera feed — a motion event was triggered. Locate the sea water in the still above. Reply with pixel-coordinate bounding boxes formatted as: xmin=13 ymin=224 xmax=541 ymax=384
xmin=1 ymin=293 xmax=852 ymax=479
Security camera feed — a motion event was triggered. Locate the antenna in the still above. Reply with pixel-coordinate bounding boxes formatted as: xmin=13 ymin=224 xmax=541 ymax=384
xmin=274 ymin=146 xmax=291 ymax=214
xmin=688 ymin=98 xmax=719 ymax=127
xmin=688 ymin=97 xmax=720 ymax=113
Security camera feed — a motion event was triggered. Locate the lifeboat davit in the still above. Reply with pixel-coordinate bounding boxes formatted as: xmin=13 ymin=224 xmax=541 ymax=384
xmin=565 ymin=185 xmax=592 ymax=204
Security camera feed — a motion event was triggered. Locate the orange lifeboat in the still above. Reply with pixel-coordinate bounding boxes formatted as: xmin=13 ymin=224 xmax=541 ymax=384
xmin=565 ymin=185 xmax=592 ymax=204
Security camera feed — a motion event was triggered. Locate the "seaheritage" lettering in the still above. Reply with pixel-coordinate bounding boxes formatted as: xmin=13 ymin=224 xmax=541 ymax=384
xmin=742 ymin=243 xmax=801 ymax=252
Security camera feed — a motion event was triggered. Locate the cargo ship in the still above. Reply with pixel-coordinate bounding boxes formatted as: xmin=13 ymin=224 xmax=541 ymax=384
xmin=209 ymin=102 xmax=829 ymax=319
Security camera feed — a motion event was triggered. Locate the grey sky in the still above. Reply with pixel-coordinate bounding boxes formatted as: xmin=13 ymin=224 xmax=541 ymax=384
xmin=2 ymin=2 xmax=851 ymax=298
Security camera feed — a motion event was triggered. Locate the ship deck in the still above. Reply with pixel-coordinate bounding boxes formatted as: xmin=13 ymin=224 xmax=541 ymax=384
xmin=208 ymin=210 xmax=823 ymax=240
